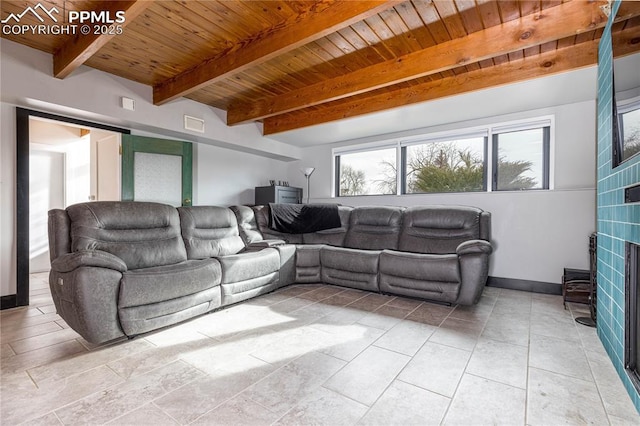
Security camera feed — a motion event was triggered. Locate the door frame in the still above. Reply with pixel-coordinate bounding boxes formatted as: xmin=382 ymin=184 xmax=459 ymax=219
xmin=11 ymin=107 xmax=129 ymax=309
xmin=121 ymin=135 xmax=193 ymax=206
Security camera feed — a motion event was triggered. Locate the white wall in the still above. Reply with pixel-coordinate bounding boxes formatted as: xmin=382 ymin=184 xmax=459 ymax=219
xmin=195 ymin=144 xmax=289 ymax=206
xmin=288 ymin=101 xmax=597 ymax=285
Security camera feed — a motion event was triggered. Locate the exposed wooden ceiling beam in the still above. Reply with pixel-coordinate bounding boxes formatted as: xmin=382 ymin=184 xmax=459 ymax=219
xmin=152 ymin=0 xmax=403 ymax=106
xmin=263 ymin=25 xmax=640 ymax=135
xmin=230 ymin=0 xmax=637 ymax=126
xmin=53 ymin=0 xmax=152 ymax=79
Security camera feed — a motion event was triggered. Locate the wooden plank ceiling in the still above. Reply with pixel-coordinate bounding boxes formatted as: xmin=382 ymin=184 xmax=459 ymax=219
xmin=2 ymin=0 xmax=640 ymax=135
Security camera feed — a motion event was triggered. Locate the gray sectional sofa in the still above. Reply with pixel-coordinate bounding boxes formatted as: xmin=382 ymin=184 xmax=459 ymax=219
xmin=47 ymin=201 xmax=492 ymax=344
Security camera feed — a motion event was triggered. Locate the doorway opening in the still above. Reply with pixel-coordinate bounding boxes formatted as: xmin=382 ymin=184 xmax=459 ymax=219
xmin=14 ymin=108 xmax=129 ymax=308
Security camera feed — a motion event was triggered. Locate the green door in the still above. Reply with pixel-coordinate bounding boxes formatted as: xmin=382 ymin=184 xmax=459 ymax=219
xmin=121 ymin=135 xmax=193 ymax=206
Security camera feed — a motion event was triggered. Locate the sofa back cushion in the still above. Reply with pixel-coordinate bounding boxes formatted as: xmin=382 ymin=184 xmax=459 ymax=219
xmin=251 ymin=205 xmax=303 ymax=244
xmin=67 ymin=201 xmax=187 ymax=270
xmin=343 ymin=206 xmax=403 ymax=250
xmin=399 ymin=205 xmax=486 ymax=254
xmin=302 ymin=205 xmax=353 ymax=246
xmin=230 ymin=205 xmax=263 ymax=245
xmin=178 ymin=206 xmax=245 ymax=259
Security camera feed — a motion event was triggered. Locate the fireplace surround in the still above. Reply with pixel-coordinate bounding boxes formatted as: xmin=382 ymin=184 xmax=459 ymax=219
xmin=626 ymin=242 xmax=640 ymax=393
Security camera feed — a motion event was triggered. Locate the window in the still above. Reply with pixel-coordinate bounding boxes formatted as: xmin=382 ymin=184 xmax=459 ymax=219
xmin=332 ymin=117 xmax=552 ymax=197
xmin=335 ymin=147 xmax=397 ymax=196
xmin=618 ymin=98 xmax=640 ymax=164
xmin=403 ymin=135 xmax=487 ymax=194
xmin=492 ymin=126 xmax=550 ymax=191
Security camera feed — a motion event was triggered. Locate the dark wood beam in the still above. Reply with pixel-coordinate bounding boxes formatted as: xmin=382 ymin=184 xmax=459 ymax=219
xmin=263 ymin=25 xmax=640 ymax=135
xmin=152 ymin=0 xmax=403 ymax=106
xmin=53 ymin=0 xmax=151 ymax=79
xmin=230 ymin=0 xmax=637 ymax=125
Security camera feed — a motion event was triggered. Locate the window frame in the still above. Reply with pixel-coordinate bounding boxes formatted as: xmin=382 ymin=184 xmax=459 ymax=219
xmin=614 ymin=95 xmax=640 ymax=166
xmin=333 ymin=142 xmax=398 ymax=197
xmin=491 ymin=123 xmax=551 ymax=191
xmin=331 ymin=116 xmax=554 ymax=198
xmin=400 ymin=131 xmax=489 ymax=195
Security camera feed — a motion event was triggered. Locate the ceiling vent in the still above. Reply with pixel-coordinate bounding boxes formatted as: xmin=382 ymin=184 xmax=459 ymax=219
xmin=184 ymin=115 xmax=205 ymax=133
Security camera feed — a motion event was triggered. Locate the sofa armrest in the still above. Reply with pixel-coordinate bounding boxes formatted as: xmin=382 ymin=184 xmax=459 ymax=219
xmin=246 ymin=239 xmax=286 ymax=250
xmin=51 ymin=250 xmax=128 ymax=273
xmin=455 ymin=240 xmax=493 ymax=305
xmin=456 ymin=240 xmax=493 ymax=256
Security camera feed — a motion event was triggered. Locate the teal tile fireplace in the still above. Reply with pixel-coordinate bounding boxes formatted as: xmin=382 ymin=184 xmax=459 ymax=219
xmin=596 ymin=0 xmax=640 ymax=412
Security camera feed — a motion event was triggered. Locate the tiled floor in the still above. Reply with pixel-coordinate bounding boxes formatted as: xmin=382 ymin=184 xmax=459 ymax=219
xmin=1 ymin=273 xmax=639 ymax=425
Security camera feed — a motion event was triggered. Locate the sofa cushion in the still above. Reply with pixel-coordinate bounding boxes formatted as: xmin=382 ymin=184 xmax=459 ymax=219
xmin=379 ymin=250 xmax=461 ymax=302
xmin=217 ymin=248 xmax=280 ymax=284
xmin=296 ymin=244 xmax=323 ymax=283
xmin=320 ymin=246 xmax=380 ymax=292
xmin=399 ymin=205 xmax=483 ymax=254
xmin=343 ymin=206 xmax=403 ymax=250
xmin=67 ymin=201 xmax=187 ymax=270
xmin=303 ymin=205 xmax=353 ymax=246
xmin=230 ymin=205 xmax=263 ymax=244
xmin=178 ymin=206 xmax=245 ymax=259
xmin=252 ymin=205 xmax=303 ymax=244
xmin=120 ymin=259 xmax=221 ymax=308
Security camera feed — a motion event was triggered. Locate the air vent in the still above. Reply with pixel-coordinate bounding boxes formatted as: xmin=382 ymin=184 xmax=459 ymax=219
xmin=184 ymin=115 xmax=205 ymax=133
xmin=625 ymin=183 xmax=640 ymax=203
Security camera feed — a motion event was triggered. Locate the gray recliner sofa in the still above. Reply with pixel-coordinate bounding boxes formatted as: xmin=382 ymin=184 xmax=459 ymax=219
xmin=48 ymin=201 xmax=492 ymax=344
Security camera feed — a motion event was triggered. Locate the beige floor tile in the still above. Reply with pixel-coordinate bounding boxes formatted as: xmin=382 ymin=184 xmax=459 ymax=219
xmin=274 ymin=387 xmax=368 ymax=426
xmin=384 ymin=296 xmax=423 ymax=310
xmin=310 ymin=306 xmax=370 ymax=333
xmin=480 ymin=312 xmax=530 ymax=347
xmin=191 ymin=393 xmax=281 ymax=426
xmin=243 ymin=351 xmax=346 ymax=416
xmin=529 ymin=333 xmax=591 ymax=380
xmin=398 ymin=341 xmax=471 ymax=398
xmin=373 ymin=319 xmax=435 ymax=356
xmin=429 ymin=317 xmax=484 ymax=351
xmin=586 ymin=350 xmax=640 ymax=422
xmin=324 ymin=345 xmax=410 ymax=406
xmin=530 ymin=313 xmax=581 ymax=342
xmin=346 ymin=293 xmax=394 ymax=312
xmin=1 ymin=342 xmax=16 ymax=359
xmin=9 ymin=328 xmax=80 ymax=354
xmin=106 ymin=403 xmax=178 ymax=425
xmin=466 ymin=338 xmax=529 ymax=389
xmin=54 ymin=361 xmax=203 ymax=425
xmin=155 ymin=355 xmax=276 ymax=424
xmin=443 ymin=374 xmax=525 ymax=425
xmin=250 ymin=326 xmax=335 ymax=365
xmin=27 ymin=339 xmax=155 ymax=384
xmin=405 ymin=303 xmax=453 ymax=326
xmin=356 ymin=304 xmax=412 ymax=331
xmin=610 ymin=413 xmax=640 ymax=425
xmin=0 ymin=312 xmax=62 ymax=330
xmin=318 ymin=324 xmax=385 ymax=361
xmin=37 ymin=304 xmax=57 ymax=315
xmin=1 ymin=340 xmax=86 ymax=374
xmin=359 ymin=380 xmax=450 ymax=426
xmin=19 ymin=412 xmax=62 ymax=425
xmin=527 ymin=367 xmax=609 ymax=425
xmin=107 ymin=338 xmax=214 ymax=379
xmin=1 ymin=365 xmax=124 ymax=424
xmin=448 ymin=298 xmax=495 ymax=323
xmin=296 ymin=286 xmax=346 ymax=301
xmin=1 ymin=321 xmax=62 ymax=343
